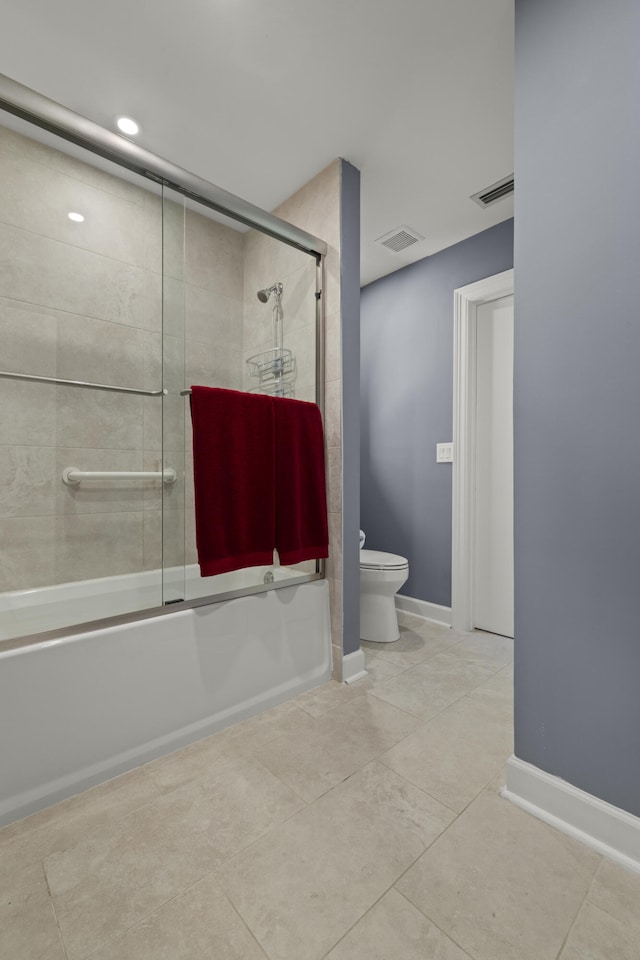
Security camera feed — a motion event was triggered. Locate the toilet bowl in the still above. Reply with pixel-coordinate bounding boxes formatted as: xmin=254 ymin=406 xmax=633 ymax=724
xmin=360 ymin=548 xmax=409 ymax=643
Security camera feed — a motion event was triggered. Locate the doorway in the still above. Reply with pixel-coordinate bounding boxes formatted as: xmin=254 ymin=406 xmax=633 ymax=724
xmin=451 ymin=269 xmax=514 ymax=636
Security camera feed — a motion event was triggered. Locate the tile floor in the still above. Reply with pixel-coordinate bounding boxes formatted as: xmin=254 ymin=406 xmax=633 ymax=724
xmin=2 ymin=612 xmax=639 ymax=959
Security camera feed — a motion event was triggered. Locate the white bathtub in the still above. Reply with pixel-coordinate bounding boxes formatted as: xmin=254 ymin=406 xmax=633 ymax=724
xmin=0 ymin=574 xmax=331 ymax=827
xmin=0 ymin=562 xmax=310 ymax=642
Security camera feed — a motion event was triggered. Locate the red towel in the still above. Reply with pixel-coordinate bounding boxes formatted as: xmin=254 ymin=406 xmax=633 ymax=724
xmin=190 ymin=387 xmax=275 ymax=576
xmin=273 ymin=396 xmax=329 ymax=565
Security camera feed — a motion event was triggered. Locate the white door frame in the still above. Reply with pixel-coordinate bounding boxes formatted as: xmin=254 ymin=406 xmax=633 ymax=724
xmin=451 ymin=269 xmax=514 ymax=632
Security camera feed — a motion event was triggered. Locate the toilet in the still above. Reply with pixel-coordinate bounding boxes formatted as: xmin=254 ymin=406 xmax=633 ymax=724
xmin=359 ymin=533 xmax=409 ymax=643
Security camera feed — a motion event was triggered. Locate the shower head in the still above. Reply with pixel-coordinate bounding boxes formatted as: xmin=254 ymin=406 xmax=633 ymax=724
xmin=257 ymin=282 xmax=283 ymax=303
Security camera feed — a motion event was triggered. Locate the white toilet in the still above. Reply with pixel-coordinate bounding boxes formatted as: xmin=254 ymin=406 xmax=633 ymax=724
xmin=360 ymin=533 xmax=409 ymax=643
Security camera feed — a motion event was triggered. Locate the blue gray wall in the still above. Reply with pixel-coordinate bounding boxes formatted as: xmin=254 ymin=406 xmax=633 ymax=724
xmin=360 ymin=220 xmax=513 ymax=607
xmin=339 ymin=159 xmax=361 ymax=656
xmin=514 ymin=0 xmax=640 ymax=816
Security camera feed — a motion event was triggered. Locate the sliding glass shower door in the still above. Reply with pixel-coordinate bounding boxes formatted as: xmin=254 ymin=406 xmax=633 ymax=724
xmin=0 ymin=107 xmax=323 ymax=645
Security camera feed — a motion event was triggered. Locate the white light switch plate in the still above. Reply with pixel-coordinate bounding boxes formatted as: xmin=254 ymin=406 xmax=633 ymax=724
xmin=436 ymin=442 xmax=453 ymax=463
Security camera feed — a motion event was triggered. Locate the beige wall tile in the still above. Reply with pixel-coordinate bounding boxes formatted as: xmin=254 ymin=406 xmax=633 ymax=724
xmin=185 ymin=210 xmax=243 ymax=300
xmin=0 ymin=125 xmax=147 ymax=208
xmin=162 ymin=197 xmax=186 ymax=282
xmin=144 ymin=271 xmax=162 ymax=333
xmin=0 ymin=298 xmax=58 ymax=377
xmin=185 ymin=283 xmax=242 ymax=348
xmin=56 ymin=314 xmax=151 ymax=391
xmin=0 ymin=446 xmax=57 ymax=517
xmin=285 ymin=322 xmax=316 ymax=392
xmin=143 ymin=508 xmax=188 ymax=573
xmin=55 ymin=387 xmax=144 ymax=450
xmin=185 ymin=339 xmax=243 ymax=390
xmin=0 ymin=515 xmax=55 ymax=591
xmin=53 ymin=512 xmax=144 ymax=583
xmin=0 ymin=149 xmax=147 ymax=266
xmin=274 ymin=161 xmax=341 ymax=251
xmin=152 ymin=334 xmax=184 ymax=395
xmin=324 ymin=378 xmax=341 ymax=446
xmin=325 ymin=310 xmax=341 ymax=383
xmin=0 ymin=223 xmax=147 ymax=328
xmin=143 ymin=194 xmax=163 ymax=275
xmin=161 ymin=275 xmax=185 ymax=338
xmin=327 ymin=445 xmax=342 ymax=514
xmin=0 ymin=381 xmax=57 ymax=445
xmin=326 ymin=512 xmax=343 ymax=582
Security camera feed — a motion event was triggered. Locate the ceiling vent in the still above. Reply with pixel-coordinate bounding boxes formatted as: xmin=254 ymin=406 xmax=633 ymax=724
xmin=376 ymin=224 xmax=425 ymax=253
xmin=470 ymin=174 xmax=514 ymax=208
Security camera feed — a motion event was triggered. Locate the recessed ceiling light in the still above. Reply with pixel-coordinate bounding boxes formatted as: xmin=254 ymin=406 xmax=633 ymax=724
xmin=68 ymin=212 xmax=85 ymax=222
xmin=115 ymin=116 xmax=140 ymax=136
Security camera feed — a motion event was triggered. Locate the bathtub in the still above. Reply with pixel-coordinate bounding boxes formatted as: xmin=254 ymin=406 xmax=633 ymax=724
xmin=0 ymin=571 xmax=331 ymax=827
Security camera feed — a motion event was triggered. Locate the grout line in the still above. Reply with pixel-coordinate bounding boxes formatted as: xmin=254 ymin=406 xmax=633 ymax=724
xmin=373 ymin=759 xmax=461 ymax=817
xmin=42 ymin=860 xmax=70 ymax=960
xmin=0 ymin=292 xmax=153 ymax=333
xmin=0 ymin=217 xmax=150 ymax=272
xmin=316 ymin=885 xmax=399 ymax=959
xmin=393 ymin=887 xmax=478 ymax=960
xmin=214 ymin=879 xmax=272 ymax=959
xmin=552 ymin=855 xmax=604 ymax=960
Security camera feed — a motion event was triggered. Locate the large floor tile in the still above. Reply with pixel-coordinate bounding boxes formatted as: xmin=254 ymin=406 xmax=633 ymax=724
xmin=217 ymin=761 xmax=454 ymax=960
xmin=587 ymin=858 xmax=640 ymax=932
xmin=0 ymin=860 xmax=65 ymax=960
xmin=0 ymin=767 xmax=162 ymax=870
xmin=362 ymin=622 xmax=456 ymax=667
xmin=370 ymin=652 xmax=497 ymax=721
xmin=257 ymin=694 xmax=421 ymax=802
xmin=142 ymin=733 xmax=238 ymax=792
xmin=397 ymin=788 xmax=600 ymax=960
xmin=143 ymin=701 xmax=314 ymax=792
xmin=381 ymin=691 xmax=513 ymax=812
xmin=362 ymin=653 xmax=408 ymax=684
xmin=220 ymin=700 xmax=314 ymax=754
xmin=325 ymin=888 xmax=472 ymax=960
xmin=466 ymin=663 xmax=514 ymax=706
xmin=559 ymin=901 xmax=640 ymax=960
xmin=293 ymin=678 xmax=368 ymax=717
xmin=447 ymin=631 xmax=514 ymax=668
xmin=45 ymin=755 xmax=305 ymax=959
xmin=89 ymin=873 xmax=267 ymax=960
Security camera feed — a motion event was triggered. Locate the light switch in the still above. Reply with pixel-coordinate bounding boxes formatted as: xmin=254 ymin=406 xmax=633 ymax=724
xmin=436 ymin=442 xmax=453 ymax=463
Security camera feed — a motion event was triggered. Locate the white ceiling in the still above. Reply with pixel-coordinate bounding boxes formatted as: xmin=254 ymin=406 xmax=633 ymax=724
xmin=0 ymin=0 xmax=514 ymax=286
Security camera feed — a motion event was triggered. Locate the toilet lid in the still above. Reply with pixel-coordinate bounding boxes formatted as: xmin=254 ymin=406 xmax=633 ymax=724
xmin=360 ymin=549 xmax=409 ymax=571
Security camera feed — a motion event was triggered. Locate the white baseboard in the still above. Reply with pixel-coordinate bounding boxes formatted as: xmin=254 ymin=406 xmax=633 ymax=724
xmin=342 ymin=648 xmax=368 ymax=684
xmin=395 ymin=594 xmax=452 ymax=626
xmin=502 ymin=756 xmax=640 ymax=876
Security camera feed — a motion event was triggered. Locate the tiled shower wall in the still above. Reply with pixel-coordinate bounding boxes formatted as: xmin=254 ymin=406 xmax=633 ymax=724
xmin=0 ymin=125 xmax=244 ymax=591
xmin=267 ymin=161 xmax=344 ymax=676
